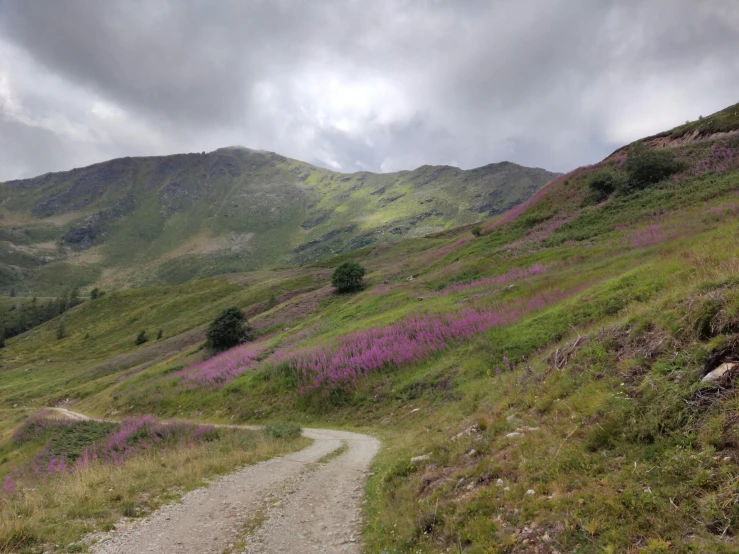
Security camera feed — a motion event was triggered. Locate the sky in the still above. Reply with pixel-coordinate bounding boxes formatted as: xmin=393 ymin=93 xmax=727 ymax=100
xmin=0 ymin=0 xmax=738 ymax=181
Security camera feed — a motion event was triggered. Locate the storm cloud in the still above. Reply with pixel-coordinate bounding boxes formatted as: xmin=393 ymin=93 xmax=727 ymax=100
xmin=0 ymin=0 xmax=737 ymax=179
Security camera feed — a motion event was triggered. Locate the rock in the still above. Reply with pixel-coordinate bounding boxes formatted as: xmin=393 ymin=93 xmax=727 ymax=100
xmin=496 ymin=478 xmax=504 ymax=487
xmin=526 ymin=489 xmax=536 ymax=496
xmin=506 ymin=432 xmax=523 ymax=439
xmin=410 ymin=454 xmax=431 ymax=465
xmin=410 ymin=408 xmax=420 ymax=413
xmin=702 ymin=362 xmax=739 ymax=383
xmin=451 ymin=425 xmax=479 ymax=441
xmin=466 ymin=449 xmax=477 ymax=457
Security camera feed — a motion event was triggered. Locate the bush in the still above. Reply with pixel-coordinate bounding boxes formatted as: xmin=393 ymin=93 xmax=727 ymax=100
xmin=90 ymin=288 xmax=103 ymax=300
xmin=56 ymin=322 xmax=67 ymax=340
xmin=263 ymin=422 xmax=302 ymax=440
xmin=206 ymin=307 xmax=251 ymax=351
xmin=623 ymin=142 xmax=682 ymax=192
xmin=471 ymin=225 xmax=483 ymax=237
xmin=585 ymin=168 xmax=625 ymax=201
xmin=156 ymin=329 xmax=163 ymax=340
xmin=135 ymin=330 xmax=148 ymax=345
xmin=331 ymin=261 xmax=366 ymax=293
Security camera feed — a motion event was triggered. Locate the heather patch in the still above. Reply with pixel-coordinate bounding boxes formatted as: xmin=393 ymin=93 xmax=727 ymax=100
xmin=175 ymin=339 xmax=271 ymax=388
xmin=622 ymin=224 xmax=671 ymax=249
xmin=6 ymin=414 xmax=219 ymax=486
xmin=435 ymin=236 xmax=470 ymax=257
xmin=272 ymin=289 xmax=571 ymax=394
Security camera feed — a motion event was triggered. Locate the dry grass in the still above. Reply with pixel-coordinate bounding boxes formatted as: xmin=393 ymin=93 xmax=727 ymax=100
xmin=0 ymin=430 xmax=310 ymax=553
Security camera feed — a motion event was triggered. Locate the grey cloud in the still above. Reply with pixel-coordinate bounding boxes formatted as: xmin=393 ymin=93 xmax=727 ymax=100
xmin=0 ymin=0 xmax=738 ymax=180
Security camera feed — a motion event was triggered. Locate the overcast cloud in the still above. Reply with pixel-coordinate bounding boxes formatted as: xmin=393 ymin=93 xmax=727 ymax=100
xmin=0 ymin=0 xmax=737 ymax=180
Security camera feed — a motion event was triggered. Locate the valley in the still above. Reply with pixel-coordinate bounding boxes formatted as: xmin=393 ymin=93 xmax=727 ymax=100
xmin=2 ymin=102 xmax=739 ymax=553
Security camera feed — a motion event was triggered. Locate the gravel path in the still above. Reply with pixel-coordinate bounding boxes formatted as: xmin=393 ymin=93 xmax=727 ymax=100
xmin=53 ymin=409 xmax=380 ymax=554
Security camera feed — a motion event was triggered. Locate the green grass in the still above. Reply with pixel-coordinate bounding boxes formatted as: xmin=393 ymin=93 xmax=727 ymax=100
xmin=670 ymin=102 xmax=739 ymax=138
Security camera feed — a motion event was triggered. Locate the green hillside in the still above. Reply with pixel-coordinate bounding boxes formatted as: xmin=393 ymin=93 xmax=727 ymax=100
xmin=0 ymin=148 xmax=557 ymax=295
xmin=2 ymin=102 xmax=739 ymax=552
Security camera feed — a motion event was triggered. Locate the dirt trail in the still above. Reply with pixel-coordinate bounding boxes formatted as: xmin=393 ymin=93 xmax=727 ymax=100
xmin=49 ymin=409 xmax=379 ymax=554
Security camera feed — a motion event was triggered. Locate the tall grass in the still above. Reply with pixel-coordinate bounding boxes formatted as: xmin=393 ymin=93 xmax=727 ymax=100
xmin=0 ymin=426 xmax=308 ymax=552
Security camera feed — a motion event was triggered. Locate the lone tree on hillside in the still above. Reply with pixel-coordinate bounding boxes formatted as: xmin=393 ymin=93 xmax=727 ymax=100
xmin=135 ymin=330 xmax=148 ymax=345
xmin=206 ymin=307 xmax=251 ymax=351
xmin=331 ymin=261 xmax=366 ymax=293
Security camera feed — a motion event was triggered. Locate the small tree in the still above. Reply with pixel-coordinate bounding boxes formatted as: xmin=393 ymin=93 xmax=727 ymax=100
xmin=331 ymin=261 xmax=366 ymax=293
xmin=56 ymin=321 xmax=67 ymax=340
xmin=90 ymin=288 xmax=102 ymax=300
xmin=68 ymin=287 xmax=82 ymax=309
xmin=157 ymin=329 xmax=163 ymax=340
xmin=206 ymin=307 xmax=250 ymax=351
xmin=471 ymin=225 xmax=483 ymax=237
xmin=135 ymin=330 xmax=148 ymax=345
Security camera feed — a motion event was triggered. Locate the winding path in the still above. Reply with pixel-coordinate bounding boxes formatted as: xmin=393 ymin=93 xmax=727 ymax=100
xmin=50 ymin=409 xmax=380 ymax=554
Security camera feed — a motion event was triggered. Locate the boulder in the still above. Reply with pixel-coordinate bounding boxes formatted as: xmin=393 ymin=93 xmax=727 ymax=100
xmin=701 ymin=362 xmax=739 ymax=383
xmin=410 ymin=454 xmax=431 ymax=465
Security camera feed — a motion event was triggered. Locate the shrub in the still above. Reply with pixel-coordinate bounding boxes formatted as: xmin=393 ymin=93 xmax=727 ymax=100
xmin=206 ymin=307 xmax=251 ymax=352
xmin=331 ymin=261 xmax=366 ymax=293
xmin=623 ymin=142 xmax=682 ymax=192
xmin=585 ymin=168 xmax=624 ymax=200
xmin=90 ymin=288 xmax=104 ymax=300
xmin=56 ymin=322 xmax=67 ymax=340
xmin=263 ymin=422 xmax=302 ymax=439
xmin=135 ymin=330 xmax=148 ymax=345
xmin=156 ymin=329 xmax=163 ymax=340
xmin=471 ymin=225 xmax=483 ymax=237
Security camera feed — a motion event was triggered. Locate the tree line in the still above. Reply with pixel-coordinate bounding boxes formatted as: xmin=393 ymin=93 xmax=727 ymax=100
xmin=0 ymin=290 xmax=84 ymax=346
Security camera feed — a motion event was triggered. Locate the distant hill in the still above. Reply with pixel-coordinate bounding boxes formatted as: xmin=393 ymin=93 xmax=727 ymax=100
xmin=0 ymin=148 xmax=557 ymax=294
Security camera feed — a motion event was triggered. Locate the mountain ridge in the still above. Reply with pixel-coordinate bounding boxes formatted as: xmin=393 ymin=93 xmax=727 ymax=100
xmin=0 ymin=147 xmax=558 ymax=294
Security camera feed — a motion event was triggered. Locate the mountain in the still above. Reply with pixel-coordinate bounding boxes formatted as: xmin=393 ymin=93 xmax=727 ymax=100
xmin=0 ymin=148 xmax=558 ymax=294
xmin=4 ymin=102 xmax=739 ymax=552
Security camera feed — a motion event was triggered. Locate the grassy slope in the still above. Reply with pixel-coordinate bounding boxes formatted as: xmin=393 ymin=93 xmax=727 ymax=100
xmin=2 ymin=103 xmax=739 ymax=552
xmin=0 ymin=149 xmax=557 ymax=295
